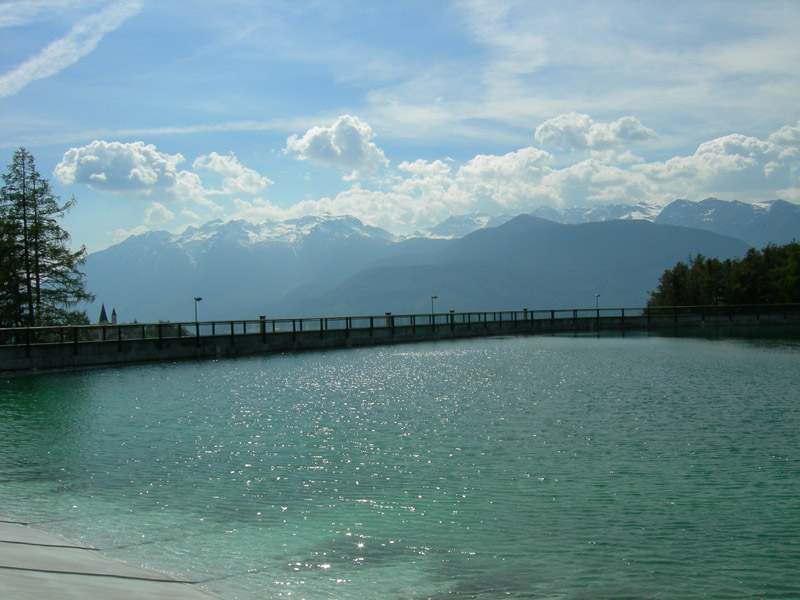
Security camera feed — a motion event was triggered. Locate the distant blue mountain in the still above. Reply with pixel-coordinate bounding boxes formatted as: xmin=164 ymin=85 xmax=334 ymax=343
xmin=654 ymin=198 xmax=800 ymax=248
xmin=83 ymin=197 xmax=793 ymax=322
xmin=280 ymin=215 xmax=749 ymax=316
xmin=83 ymin=216 xmax=404 ymax=323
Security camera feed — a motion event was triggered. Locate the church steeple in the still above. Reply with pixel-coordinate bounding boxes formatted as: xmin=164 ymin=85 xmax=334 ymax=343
xmin=99 ymin=304 xmax=108 ymax=324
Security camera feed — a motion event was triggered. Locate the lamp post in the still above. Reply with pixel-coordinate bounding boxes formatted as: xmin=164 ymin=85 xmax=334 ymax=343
xmin=595 ymin=293 xmax=600 ymax=318
xmin=431 ymin=295 xmax=438 ymax=325
xmin=194 ymin=297 xmax=203 ymax=323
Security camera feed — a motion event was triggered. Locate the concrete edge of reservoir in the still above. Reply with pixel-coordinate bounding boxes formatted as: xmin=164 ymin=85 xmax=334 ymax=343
xmin=3 ymin=307 xmax=800 ymax=375
xmin=0 ymin=519 xmax=224 ymax=600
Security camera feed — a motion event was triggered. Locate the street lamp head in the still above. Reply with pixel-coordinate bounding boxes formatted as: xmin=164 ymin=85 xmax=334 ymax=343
xmin=194 ymin=297 xmax=203 ymax=302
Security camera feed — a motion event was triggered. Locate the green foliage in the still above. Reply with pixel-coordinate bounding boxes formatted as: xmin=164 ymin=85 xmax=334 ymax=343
xmin=648 ymin=242 xmax=800 ymax=307
xmin=0 ymin=147 xmax=93 ymax=327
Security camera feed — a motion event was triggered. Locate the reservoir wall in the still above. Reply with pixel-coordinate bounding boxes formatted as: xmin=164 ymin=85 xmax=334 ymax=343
xmin=2 ymin=305 xmax=799 ymax=375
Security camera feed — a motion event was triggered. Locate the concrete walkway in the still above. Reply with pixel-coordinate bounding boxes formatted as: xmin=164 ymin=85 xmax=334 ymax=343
xmin=0 ymin=519 xmax=223 ymax=599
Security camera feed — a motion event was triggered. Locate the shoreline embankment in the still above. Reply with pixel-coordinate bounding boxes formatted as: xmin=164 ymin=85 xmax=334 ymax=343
xmin=0 ymin=518 xmax=223 ymax=599
xmin=2 ymin=304 xmax=799 ymax=375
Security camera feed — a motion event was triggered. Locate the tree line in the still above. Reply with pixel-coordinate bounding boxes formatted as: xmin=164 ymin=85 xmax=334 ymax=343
xmin=1 ymin=147 xmax=93 ymax=327
xmin=647 ymin=242 xmax=800 ymax=307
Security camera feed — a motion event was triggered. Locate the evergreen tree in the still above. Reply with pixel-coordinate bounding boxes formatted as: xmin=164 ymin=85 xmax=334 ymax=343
xmin=648 ymin=242 xmax=800 ymax=308
xmin=0 ymin=147 xmax=93 ymax=327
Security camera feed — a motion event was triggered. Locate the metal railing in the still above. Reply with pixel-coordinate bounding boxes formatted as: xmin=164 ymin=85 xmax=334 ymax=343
xmin=1 ymin=304 xmax=798 ymax=347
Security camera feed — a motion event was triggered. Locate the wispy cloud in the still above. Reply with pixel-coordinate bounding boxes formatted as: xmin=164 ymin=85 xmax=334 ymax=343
xmin=0 ymin=0 xmax=142 ymax=98
xmin=0 ymin=0 xmax=102 ymax=27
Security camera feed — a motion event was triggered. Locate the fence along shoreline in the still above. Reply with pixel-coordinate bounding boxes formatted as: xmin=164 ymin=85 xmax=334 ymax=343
xmin=2 ymin=304 xmax=799 ymax=374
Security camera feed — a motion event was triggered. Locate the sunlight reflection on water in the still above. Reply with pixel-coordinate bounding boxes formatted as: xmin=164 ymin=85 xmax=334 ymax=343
xmin=2 ymin=333 xmax=799 ymax=599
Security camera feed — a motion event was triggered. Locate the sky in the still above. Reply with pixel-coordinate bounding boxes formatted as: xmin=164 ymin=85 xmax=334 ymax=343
xmin=2 ymin=0 xmax=800 ymax=253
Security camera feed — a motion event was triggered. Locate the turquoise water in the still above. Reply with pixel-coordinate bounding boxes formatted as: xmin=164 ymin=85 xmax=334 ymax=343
xmin=1 ymin=333 xmax=799 ymax=599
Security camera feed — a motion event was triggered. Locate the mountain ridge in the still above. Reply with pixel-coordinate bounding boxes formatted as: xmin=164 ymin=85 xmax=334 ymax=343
xmin=82 ymin=198 xmax=793 ymax=322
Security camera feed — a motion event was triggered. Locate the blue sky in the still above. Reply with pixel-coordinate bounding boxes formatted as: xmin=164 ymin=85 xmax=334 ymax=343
xmin=2 ymin=0 xmax=799 ymax=252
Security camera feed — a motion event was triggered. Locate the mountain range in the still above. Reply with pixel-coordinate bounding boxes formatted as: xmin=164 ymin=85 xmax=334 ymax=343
xmin=82 ymin=198 xmax=796 ymax=323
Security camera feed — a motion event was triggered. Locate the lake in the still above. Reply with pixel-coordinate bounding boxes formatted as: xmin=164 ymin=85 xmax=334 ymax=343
xmin=1 ymin=332 xmax=799 ymax=599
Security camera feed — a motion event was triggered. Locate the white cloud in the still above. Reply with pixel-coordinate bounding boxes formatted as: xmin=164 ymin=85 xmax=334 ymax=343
xmin=78 ymin=116 xmax=800 ymax=247
xmin=0 ymin=0 xmax=142 ymax=98
xmin=192 ymin=152 xmax=273 ymax=195
xmin=55 ymin=140 xmax=186 ymax=193
xmin=298 ymin=184 xmax=419 ymax=231
xmin=144 ymin=202 xmax=175 ymax=225
xmin=0 ymin=0 xmax=103 ymax=27
xmin=285 ymin=115 xmax=389 ymax=180
xmin=112 ymin=225 xmax=149 ymax=244
xmin=283 ymin=122 xmax=799 ymax=233
xmin=53 ymin=140 xmax=237 ymax=212
xmin=769 ymin=120 xmax=800 ymax=146
xmin=446 ymin=146 xmax=556 ymax=212
xmin=230 ymin=197 xmax=290 ymax=224
xmin=535 ymin=113 xmax=657 ymax=150
xmin=636 ymin=134 xmax=799 ymax=194
xmin=541 ymin=159 xmax=653 ymax=206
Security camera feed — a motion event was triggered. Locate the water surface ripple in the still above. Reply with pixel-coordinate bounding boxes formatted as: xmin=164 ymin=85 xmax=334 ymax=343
xmin=1 ymin=333 xmax=799 ymax=599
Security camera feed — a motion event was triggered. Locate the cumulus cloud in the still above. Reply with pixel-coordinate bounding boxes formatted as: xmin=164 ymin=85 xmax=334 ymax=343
xmin=395 ymin=159 xmax=453 ymax=197
xmin=769 ymin=120 xmax=800 ymax=145
xmin=53 ymin=141 xmax=281 ymax=213
xmin=449 ymin=147 xmax=556 ymax=211
xmin=285 ymin=115 xmax=389 ymax=180
xmin=0 ymin=0 xmax=142 ymax=98
xmin=55 ymin=140 xmax=187 ymax=193
xmin=144 ymin=201 xmax=174 ymax=225
xmin=534 ymin=113 xmax=657 ymax=150
xmin=292 ymin=123 xmax=799 ymax=233
xmin=73 ymin=115 xmax=800 ymax=245
xmin=192 ymin=152 xmax=273 ymax=195
xmin=636 ymin=134 xmax=798 ymax=194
